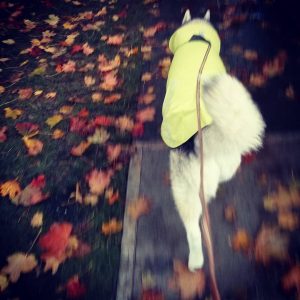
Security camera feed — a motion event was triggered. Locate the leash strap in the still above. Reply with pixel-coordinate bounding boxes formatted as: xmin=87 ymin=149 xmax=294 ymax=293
xmin=194 ymin=37 xmax=221 ymax=300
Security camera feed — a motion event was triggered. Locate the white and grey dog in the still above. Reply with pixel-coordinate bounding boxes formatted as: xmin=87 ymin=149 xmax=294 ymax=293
xmin=161 ymin=10 xmax=265 ymax=271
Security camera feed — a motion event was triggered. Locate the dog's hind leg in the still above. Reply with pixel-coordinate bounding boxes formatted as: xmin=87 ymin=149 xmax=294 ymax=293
xmin=170 ymin=150 xmax=204 ymax=271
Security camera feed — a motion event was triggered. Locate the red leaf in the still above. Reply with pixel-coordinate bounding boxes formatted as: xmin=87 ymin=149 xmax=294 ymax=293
xmin=30 ymin=174 xmax=46 ymax=188
xmin=132 ymin=122 xmax=144 ymax=137
xmin=65 ymin=275 xmax=86 ymax=299
xmin=15 ymin=122 xmax=39 ymax=136
xmin=77 ymin=108 xmax=89 ymax=118
xmin=29 ymin=46 xmax=42 ymax=57
xmin=71 ymin=44 xmax=83 ymax=55
xmin=69 ymin=117 xmax=94 ymax=135
xmin=0 ymin=126 xmax=8 ymax=142
xmin=242 ymin=152 xmax=256 ymax=164
xmin=39 ymin=223 xmax=73 ymax=260
xmin=93 ymin=115 xmax=114 ymax=126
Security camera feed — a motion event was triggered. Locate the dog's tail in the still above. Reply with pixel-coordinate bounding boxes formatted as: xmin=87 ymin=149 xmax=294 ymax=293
xmin=202 ymin=74 xmax=266 ymax=154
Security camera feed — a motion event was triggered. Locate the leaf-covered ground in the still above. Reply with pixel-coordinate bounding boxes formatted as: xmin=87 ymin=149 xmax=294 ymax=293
xmin=0 ymin=0 xmax=155 ymax=299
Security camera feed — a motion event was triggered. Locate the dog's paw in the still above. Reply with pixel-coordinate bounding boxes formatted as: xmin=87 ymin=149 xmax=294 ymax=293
xmin=188 ymin=251 xmax=204 ymax=271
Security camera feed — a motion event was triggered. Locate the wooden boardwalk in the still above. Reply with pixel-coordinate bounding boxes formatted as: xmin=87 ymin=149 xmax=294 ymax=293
xmin=117 ymin=134 xmax=300 ymax=300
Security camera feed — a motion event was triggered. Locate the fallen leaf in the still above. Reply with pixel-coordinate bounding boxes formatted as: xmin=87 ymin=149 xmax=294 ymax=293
xmin=82 ymin=43 xmax=94 ymax=56
xmin=0 ymin=86 xmax=5 ymax=94
xmin=278 ymin=211 xmax=299 ymax=231
xmin=83 ymin=193 xmax=99 ymax=206
xmin=84 ymin=75 xmax=96 ymax=87
xmin=0 ymin=126 xmax=8 ymax=142
xmin=31 ymin=211 xmax=43 ymax=227
xmin=2 ymin=39 xmax=15 ymax=45
xmin=52 ymin=129 xmax=65 ymax=139
xmin=12 ymin=175 xmax=48 ymax=206
xmin=136 ymin=107 xmax=155 ymax=123
xmin=104 ymin=93 xmax=121 ymax=104
xmin=107 ymin=144 xmax=122 ymax=162
xmin=100 ymin=72 xmax=118 ymax=91
xmin=71 ymin=140 xmax=91 ymax=156
xmin=105 ymin=188 xmax=119 ymax=205
xmin=285 ymin=84 xmax=295 ymax=100
xmin=46 ymin=114 xmax=63 ymax=128
xmin=132 ymin=122 xmax=144 ymax=137
xmin=34 ymin=90 xmax=43 ymax=96
xmin=18 ymin=88 xmax=33 ymax=100
xmin=60 ymin=60 xmax=76 ymax=73
xmin=2 ymin=253 xmax=37 ymax=283
xmin=243 ymin=50 xmax=258 ymax=61
xmin=91 ymin=92 xmax=103 ymax=102
xmin=140 ymin=289 xmax=165 ymax=300
xmin=15 ymin=122 xmax=39 ymax=137
xmin=45 ymin=91 xmax=57 ymax=99
xmin=0 ymin=274 xmax=8 ymax=292
xmin=115 ymin=115 xmax=134 ymax=132
xmin=168 ymin=260 xmax=205 ymax=300
xmin=249 ymin=73 xmax=266 ymax=87
xmin=0 ymin=179 xmax=21 ymax=200
xmin=143 ymin=22 xmax=166 ymax=38
xmin=282 ymin=265 xmax=300 ymax=292
xmin=141 ymin=72 xmax=152 ymax=82
xmin=107 ymin=34 xmax=124 ymax=45
xmin=86 ymin=169 xmax=113 ymax=195
xmin=263 ymin=184 xmax=300 ymax=212
xmin=4 ymin=107 xmax=23 ymax=120
xmin=22 ymin=136 xmax=43 ymax=156
xmin=70 ymin=44 xmax=82 ymax=55
xmin=101 ymin=218 xmax=123 ymax=235
xmin=138 ymin=93 xmax=156 ymax=105
xmin=230 ymin=229 xmax=252 ymax=253
xmin=224 ymin=204 xmax=236 ymax=223
xmin=93 ymin=115 xmax=114 ymax=126
xmin=39 ymin=223 xmax=73 ymax=274
xmin=254 ymin=225 xmax=289 ymax=264
xmin=98 ymin=54 xmax=121 ymax=72
xmin=87 ymin=128 xmax=110 ymax=144
xmin=44 ymin=14 xmax=59 ymax=26
xmin=262 ymin=51 xmax=287 ymax=78
xmin=65 ymin=275 xmax=87 ymax=299
xmin=128 ymin=197 xmax=151 ymax=220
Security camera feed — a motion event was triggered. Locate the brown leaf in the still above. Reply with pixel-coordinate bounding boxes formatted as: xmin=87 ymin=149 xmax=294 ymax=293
xmin=128 ymin=197 xmax=151 ymax=220
xmin=168 ymin=260 xmax=205 ymax=300
xmin=254 ymin=225 xmax=289 ymax=264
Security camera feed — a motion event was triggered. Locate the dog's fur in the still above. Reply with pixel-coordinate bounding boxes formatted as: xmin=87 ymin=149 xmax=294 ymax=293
xmin=169 ymin=10 xmax=265 ymax=271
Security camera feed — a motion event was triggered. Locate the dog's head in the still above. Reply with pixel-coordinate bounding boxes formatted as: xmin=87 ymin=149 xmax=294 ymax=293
xmin=169 ymin=9 xmax=221 ymax=55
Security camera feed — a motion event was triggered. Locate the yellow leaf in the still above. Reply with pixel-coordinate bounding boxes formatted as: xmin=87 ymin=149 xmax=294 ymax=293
xmin=44 ymin=14 xmax=59 ymax=26
xmin=0 ymin=180 xmax=21 ymax=200
xmin=34 ymin=90 xmax=43 ymax=96
xmin=22 ymin=136 xmax=43 ymax=156
xmin=59 ymin=105 xmax=73 ymax=114
xmin=4 ymin=107 xmax=23 ymax=120
xmin=29 ymin=65 xmax=46 ymax=77
xmin=63 ymin=22 xmax=77 ymax=30
xmin=84 ymin=75 xmax=96 ymax=87
xmin=91 ymin=92 xmax=103 ymax=103
xmin=45 ymin=92 xmax=57 ymax=99
xmin=30 ymin=212 xmax=43 ymax=228
xmin=141 ymin=72 xmax=152 ymax=82
xmin=0 ymin=274 xmax=8 ymax=292
xmin=2 ymin=39 xmax=15 ymax=45
xmin=19 ymin=60 xmax=29 ymax=67
xmin=46 ymin=114 xmax=63 ymax=128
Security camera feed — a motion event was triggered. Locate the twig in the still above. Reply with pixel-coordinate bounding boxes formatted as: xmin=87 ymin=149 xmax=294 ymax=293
xmin=26 ymin=227 xmax=43 ymax=255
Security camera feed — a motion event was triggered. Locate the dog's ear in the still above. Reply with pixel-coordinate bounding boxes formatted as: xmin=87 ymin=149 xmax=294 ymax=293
xmin=204 ymin=9 xmax=210 ymax=21
xmin=182 ymin=9 xmax=191 ymax=24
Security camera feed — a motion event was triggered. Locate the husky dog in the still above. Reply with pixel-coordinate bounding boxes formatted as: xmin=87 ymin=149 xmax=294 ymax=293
xmin=161 ymin=10 xmax=265 ymax=271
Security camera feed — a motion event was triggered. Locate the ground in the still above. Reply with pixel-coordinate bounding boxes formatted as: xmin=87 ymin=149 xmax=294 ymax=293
xmin=0 ymin=0 xmax=300 ymax=300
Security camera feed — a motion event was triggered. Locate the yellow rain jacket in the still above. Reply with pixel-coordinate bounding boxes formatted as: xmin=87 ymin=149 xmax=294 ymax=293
xmin=161 ymin=20 xmax=226 ymax=148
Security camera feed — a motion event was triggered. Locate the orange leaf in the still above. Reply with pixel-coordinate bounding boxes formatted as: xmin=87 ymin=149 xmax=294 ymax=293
xmin=141 ymin=72 xmax=152 ymax=82
xmin=105 ymin=188 xmax=119 ymax=205
xmin=52 ymin=129 xmax=64 ymax=139
xmin=138 ymin=93 xmax=156 ymax=105
xmin=91 ymin=92 xmax=103 ymax=103
xmin=82 ymin=42 xmax=94 ymax=56
xmin=224 ymin=204 xmax=236 ymax=223
xmin=98 ymin=54 xmax=121 ymax=72
xmin=101 ymin=218 xmax=122 ymax=235
xmin=0 ymin=180 xmax=21 ymax=200
xmin=99 ymin=72 xmax=118 ymax=91
xmin=128 ymin=197 xmax=151 ymax=220
xmin=231 ymin=229 xmax=251 ymax=253
xmin=71 ymin=141 xmax=91 ymax=156
xmin=86 ymin=169 xmax=113 ymax=195
xmin=31 ymin=211 xmax=43 ymax=227
xmin=2 ymin=253 xmax=37 ymax=283
xmin=136 ymin=107 xmax=155 ymax=123
xmin=107 ymin=144 xmax=122 ymax=162
xmin=249 ymin=73 xmax=266 ymax=87
xmin=278 ymin=211 xmax=299 ymax=231
xmin=254 ymin=225 xmax=289 ymax=264
xmin=243 ymin=49 xmax=258 ymax=60
xmin=59 ymin=105 xmax=73 ymax=115
xmin=4 ymin=107 xmax=23 ymax=120
xmin=61 ymin=60 xmax=76 ymax=73
xmin=168 ymin=260 xmax=205 ymax=300
xmin=104 ymin=93 xmax=121 ymax=104
xmin=45 ymin=91 xmax=57 ymax=99
xmin=107 ymin=34 xmax=124 ymax=45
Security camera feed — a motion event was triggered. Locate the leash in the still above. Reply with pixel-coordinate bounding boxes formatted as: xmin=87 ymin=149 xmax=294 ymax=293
xmin=194 ymin=37 xmax=221 ymax=300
